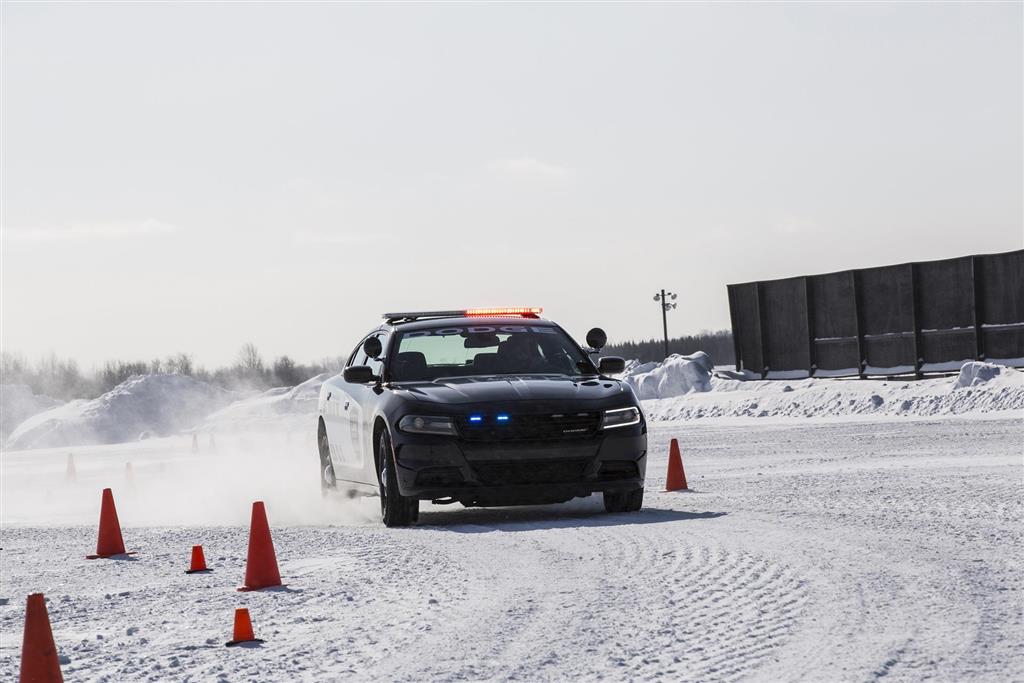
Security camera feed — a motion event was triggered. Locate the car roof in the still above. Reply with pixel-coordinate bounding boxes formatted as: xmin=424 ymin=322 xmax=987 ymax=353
xmin=386 ymin=316 xmax=558 ymax=332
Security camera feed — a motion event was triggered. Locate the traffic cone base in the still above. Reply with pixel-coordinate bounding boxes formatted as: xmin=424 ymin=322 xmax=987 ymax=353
xmin=226 ymin=636 xmax=265 ymax=647
xmin=20 ymin=593 xmax=63 ymax=682
xmin=86 ymin=552 xmax=135 ymax=560
xmin=236 ymin=584 xmax=285 ymax=592
xmin=662 ymin=438 xmax=689 ymax=492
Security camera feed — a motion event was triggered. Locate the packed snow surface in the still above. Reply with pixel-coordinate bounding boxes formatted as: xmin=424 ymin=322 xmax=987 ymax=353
xmin=0 ymin=384 xmax=63 ymax=439
xmin=1 ymin=417 xmax=1020 ymax=681
xmin=5 ymin=374 xmax=234 ymax=450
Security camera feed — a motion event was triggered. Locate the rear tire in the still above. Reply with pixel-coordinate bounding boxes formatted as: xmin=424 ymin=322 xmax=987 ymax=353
xmin=378 ymin=431 xmax=418 ymax=527
xmin=603 ymin=487 xmax=644 ymax=513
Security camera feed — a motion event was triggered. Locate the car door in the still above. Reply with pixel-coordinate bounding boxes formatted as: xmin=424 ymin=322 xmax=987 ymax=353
xmin=343 ymin=331 xmax=389 ymax=485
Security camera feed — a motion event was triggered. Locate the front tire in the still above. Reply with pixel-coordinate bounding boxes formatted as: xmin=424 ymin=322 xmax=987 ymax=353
xmin=378 ymin=431 xmax=418 ymax=527
xmin=603 ymin=487 xmax=644 ymax=513
xmin=318 ymin=425 xmax=336 ymax=495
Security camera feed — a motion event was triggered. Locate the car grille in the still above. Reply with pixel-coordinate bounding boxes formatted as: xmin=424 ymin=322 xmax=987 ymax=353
xmin=458 ymin=412 xmax=601 ymax=443
xmin=471 ymin=458 xmax=590 ymax=486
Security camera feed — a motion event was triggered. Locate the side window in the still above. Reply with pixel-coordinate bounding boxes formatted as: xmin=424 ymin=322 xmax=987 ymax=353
xmin=347 ymin=340 xmax=366 ymax=368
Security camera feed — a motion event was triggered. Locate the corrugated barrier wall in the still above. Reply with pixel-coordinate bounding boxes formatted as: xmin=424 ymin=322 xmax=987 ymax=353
xmin=727 ymin=250 xmax=1024 ymax=378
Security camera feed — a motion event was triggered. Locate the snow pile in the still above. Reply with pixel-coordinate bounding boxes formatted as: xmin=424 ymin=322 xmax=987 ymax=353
xmin=5 ymin=374 xmax=234 ymax=450
xmin=196 ymin=372 xmax=329 ymax=434
xmin=622 ymin=352 xmax=713 ymax=399
xmin=642 ymin=361 xmax=1024 ymax=421
xmin=954 ymin=361 xmax=1007 ymax=388
xmin=0 ymin=384 xmax=64 ymax=438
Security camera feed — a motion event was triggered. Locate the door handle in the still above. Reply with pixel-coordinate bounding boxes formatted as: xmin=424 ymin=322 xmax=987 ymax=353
xmin=326 ymin=392 xmax=332 ymax=401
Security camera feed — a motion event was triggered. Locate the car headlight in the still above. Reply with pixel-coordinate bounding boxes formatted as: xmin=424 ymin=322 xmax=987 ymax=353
xmin=398 ymin=415 xmax=457 ymax=436
xmin=601 ymin=406 xmax=641 ymax=429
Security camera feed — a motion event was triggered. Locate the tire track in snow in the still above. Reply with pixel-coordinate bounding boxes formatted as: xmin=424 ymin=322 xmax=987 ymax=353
xmin=365 ymin=510 xmax=809 ymax=682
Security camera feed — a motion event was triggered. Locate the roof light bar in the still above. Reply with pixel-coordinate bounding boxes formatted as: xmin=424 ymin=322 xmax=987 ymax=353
xmin=383 ymin=307 xmax=543 ymax=322
xmin=465 ymin=307 xmax=543 ymax=318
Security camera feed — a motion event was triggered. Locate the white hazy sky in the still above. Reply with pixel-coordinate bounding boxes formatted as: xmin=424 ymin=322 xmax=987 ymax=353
xmin=2 ymin=2 xmax=1022 ymax=368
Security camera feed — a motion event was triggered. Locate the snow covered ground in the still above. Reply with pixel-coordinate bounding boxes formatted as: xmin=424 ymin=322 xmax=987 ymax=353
xmin=1 ymin=413 xmax=1021 ymax=681
xmin=644 ymin=361 xmax=1024 ymax=421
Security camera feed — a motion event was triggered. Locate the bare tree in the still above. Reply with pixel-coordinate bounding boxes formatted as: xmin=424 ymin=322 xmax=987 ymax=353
xmin=272 ymin=355 xmax=301 ymax=386
xmin=237 ymin=343 xmax=264 ymax=372
xmin=166 ymin=352 xmax=194 ymax=376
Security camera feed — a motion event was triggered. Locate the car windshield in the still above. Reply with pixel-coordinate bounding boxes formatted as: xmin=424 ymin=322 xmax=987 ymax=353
xmin=389 ymin=324 xmax=593 ymax=381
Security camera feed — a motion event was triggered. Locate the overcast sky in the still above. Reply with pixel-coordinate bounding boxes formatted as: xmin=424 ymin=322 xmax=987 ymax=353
xmin=2 ymin=2 xmax=1021 ymax=368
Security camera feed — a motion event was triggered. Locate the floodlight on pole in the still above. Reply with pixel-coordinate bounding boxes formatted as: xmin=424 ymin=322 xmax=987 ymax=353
xmin=653 ymin=289 xmax=678 ymax=360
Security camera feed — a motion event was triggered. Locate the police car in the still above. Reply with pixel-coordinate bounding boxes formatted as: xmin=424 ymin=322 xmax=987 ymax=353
xmin=316 ymin=308 xmax=647 ymax=526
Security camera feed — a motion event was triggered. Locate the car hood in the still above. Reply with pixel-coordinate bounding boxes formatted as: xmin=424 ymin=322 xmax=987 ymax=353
xmin=391 ymin=375 xmax=631 ymax=406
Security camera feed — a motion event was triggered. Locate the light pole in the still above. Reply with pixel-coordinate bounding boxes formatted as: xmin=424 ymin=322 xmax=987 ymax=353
xmin=653 ymin=289 xmax=678 ymax=360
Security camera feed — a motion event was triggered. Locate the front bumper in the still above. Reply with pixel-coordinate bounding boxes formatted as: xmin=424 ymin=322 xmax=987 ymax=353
xmin=393 ymin=430 xmax=647 ymax=506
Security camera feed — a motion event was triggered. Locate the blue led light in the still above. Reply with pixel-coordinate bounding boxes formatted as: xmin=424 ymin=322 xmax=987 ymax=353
xmin=468 ymin=415 xmax=483 ymax=423
xmin=496 ymin=414 xmax=510 ymax=422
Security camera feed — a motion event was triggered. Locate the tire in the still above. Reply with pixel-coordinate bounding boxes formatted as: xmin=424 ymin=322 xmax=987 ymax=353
xmin=378 ymin=430 xmax=418 ymax=527
xmin=603 ymin=487 xmax=644 ymax=513
xmin=318 ymin=425 xmax=337 ymax=495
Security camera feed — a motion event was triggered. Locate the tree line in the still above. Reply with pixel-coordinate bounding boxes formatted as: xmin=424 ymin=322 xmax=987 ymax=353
xmin=0 ymin=344 xmax=345 ymax=401
xmin=603 ymin=330 xmax=734 ymax=366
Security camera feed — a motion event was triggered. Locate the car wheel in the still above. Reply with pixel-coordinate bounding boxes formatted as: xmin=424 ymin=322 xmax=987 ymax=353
xmin=603 ymin=487 xmax=644 ymax=513
xmin=378 ymin=430 xmax=418 ymax=527
xmin=318 ymin=426 xmax=336 ymax=494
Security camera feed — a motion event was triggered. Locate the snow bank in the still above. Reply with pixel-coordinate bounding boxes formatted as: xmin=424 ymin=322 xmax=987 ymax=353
xmin=622 ymin=352 xmax=713 ymax=399
xmin=0 ymin=384 xmax=64 ymax=438
xmin=195 ymin=372 xmax=329 ymax=434
xmin=5 ymin=374 xmax=234 ymax=450
xmin=642 ymin=361 xmax=1024 ymax=421
xmin=954 ymin=361 xmax=1008 ymax=388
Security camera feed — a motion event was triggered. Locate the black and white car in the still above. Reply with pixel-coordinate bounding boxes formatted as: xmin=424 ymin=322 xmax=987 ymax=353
xmin=316 ymin=308 xmax=647 ymax=526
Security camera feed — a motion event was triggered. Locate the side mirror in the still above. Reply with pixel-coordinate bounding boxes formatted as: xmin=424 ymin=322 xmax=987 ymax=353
xmin=343 ymin=365 xmax=378 ymax=384
xmin=598 ymin=356 xmax=625 ymax=375
xmin=586 ymin=327 xmax=607 ymax=350
xmin=363 ymin=336 xmax=383 ymax=359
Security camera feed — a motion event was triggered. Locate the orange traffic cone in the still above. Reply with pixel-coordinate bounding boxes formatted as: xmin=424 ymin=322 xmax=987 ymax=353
xmin=86 ymin=488 xmax=130 ymax=559
xmin=663 ymin=438 xmax=689 ymax=492
xmin=225 ymin=607 xmax=264 ymax=647
xmin=19 ymin=593 xmax=63 ymax=682
xmin=65 ymin=454 xmax=76 ymax=483
xmin=185 ymin=545 xmax=211 ymax=574
xmin=238 ymin=501 xmax=283 ymax=591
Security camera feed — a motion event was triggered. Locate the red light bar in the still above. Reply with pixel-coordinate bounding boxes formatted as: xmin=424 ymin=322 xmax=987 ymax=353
xmin=465 ymin=307 xmax=543 ymax=318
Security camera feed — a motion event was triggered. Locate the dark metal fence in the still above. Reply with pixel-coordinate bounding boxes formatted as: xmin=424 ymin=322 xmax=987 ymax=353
xmin=727 ymin=250 xmax=1024 ymax=378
